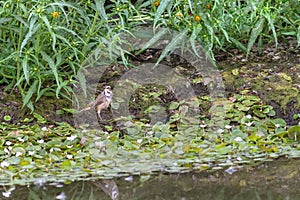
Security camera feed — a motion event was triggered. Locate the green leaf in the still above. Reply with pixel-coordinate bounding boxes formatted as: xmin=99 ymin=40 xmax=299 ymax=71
xmin=26 ymin=101 xmax=35 ymax=112
xmin=20 ymin=17 xmax=40 ymax=55
xmin=55 ymin=34 xmax=79 ymax=57
xmin=169 ymin=102 xmax=179 ymax=110
xmin=123 ymin=140 xmax=134 ymax=149
xmin=22 ymin=55 xmax=29 ymax=84
xmin=49 ymin=2 xmax=91 ymax=26
xmin=247 ymin=95 xmax=261 ymax=102
xmin=279 ymin=72 xmax=292 ymax=81
xmin=242 ymin=99 xmax=256 ymax=106
xmin=190 ymin=24 xmax=202 ymax=58
xmin=253 ymin=109 xmax=266 ymax=118
xmin=40 ymin=15 xmax=57 ymax=52
xmin=272 ymin=118 xmax=286 ymax=127
xmin=230 ymin=37 xmax=247 ymax=52
xmin=247 ymin=17 xmax=265 ymax=57
xmin=49 ymin=153 xmax=61 ymax=161
xmin=61 ymin=160 xmax=72 ymax=169
xmin=19 ymin=160 xmax=31 ymax=167
xmin=186 ymin=0 xmax=193 ymax=13
xmin=235 ymin=103 xmax=250 ymax=111
xmin=248 ymin=133 xmax=260 ymax=141
xmin=4 ymin=115 xmax=11 ymax=121
xmin=33 ymin=112 xmax=46 ymax=123
xmin=297 ymin=26 xmax=300 ymax=47
xmin=267 ymin=110 xmax=276 ymax=117
xmin=264 ymin=13 xmax=277 ymax=47
xmin=62 ymin=108 xmax=77 ymax=114
xmin=105 ymin=141 xmax=117 ymax=158
xmin=36 ymin=87 xmax=52 ymax=102
xmin=95 ymin=0 xmax=107 ymax=21
xmin=41 ymin=51 xmax=60 ymax=90
xmin=215 ymin=144 xmax=231 ymax=154
xmin=153 ymin=0 xmax=170 ymax=28
xmin=293 ymin=114 xmax=300 ymax=120
xmin=22 ymin=79 xmax=38 ymax=109
xmin=155 ymin=29 xmax=188 ymax=67
xmin=54 ymin=26 xmax=85 ymax=44
xmin=28 ymin=190 xmax=40 ymax=200
xmin=219 ymin=25 xmax=229 ymax=42
xmin=135 ymin=28 xmax=169 ymax=54
xmin=77 ymin=70 xmax=87 ymax=97
xmin=231 ymin=69 xmax=239 ymax=76
xmin=287 ymin=126 xmax=300 ymax=141
xmin=12 ymin=147 xmax=26 ymax=155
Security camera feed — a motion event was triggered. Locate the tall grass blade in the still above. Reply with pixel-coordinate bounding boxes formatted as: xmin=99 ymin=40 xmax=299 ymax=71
xmin=297 ymin=26 xmax=300 ymax=47
xmin=77 ymin=70 xmax=87 ymax=97
xmin=155 ymin=29 xmax=188 ymax=67
xmin=49 ymin=2 xmax=91 ymax=26
xmin=257 ymin=35 xmax=263 ymax=55
xmin=135 ymin=28 xmax=169 ymax=54
xmin=26 ymin=101 xmax=34 ymax=112
xmin=36 ymin=88 xmax=51 ymax=103
xmin=0 ymin=18 xmax=12 ymax=24
xmin=54 ymin=26 xmax=86 ymax=44
xmin=246 ymin=17 xmax=265 ymax=58
xmin=264 ymin=14 xmax=277 ymax=47
xmin=56 ymin=80 xmax=67 ymax=98
xmin=95 ymin=0 xmax=108 ymax=21
xmin=0 ymin=52 xmax=18 ymax=64
xmin=36 ymin=76 xmax=43 ymax=102
xmin=41 ymin=51 xmax=60 ymax=89
xmin=22 ymin=79 xmax=38 ymax=109
xmin=230 ymin=37 xmax=247 ymax=52
xmin=20 ymin=17 xmax=39 ymax=55
xmin=40 ymin=15 xmax=57 ymax=52
xmin=22 ymin=55 xmax=29 ymax=84
xmin=219 ymin=26 xmax=229 ymax=42
xmin=153 ymin=0 xmax=170 ymax=28
xmin=187 ymin=0 xmax=193 ymax=13
xmin=190 ymin=25 xmax=202 ymax=58
xmin=203 ymin=22 xmax=214 ymax=44
xmin=55 ymin=34 xmax=81 ymax=59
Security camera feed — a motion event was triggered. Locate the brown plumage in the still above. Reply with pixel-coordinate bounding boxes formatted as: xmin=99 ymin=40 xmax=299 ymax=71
xmin=80 ymin=86 xmax=113 ymax=120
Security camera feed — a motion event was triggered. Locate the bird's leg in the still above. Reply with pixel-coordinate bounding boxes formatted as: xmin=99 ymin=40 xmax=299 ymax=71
xmin=97 ymin=110 xmax=102 ymax=121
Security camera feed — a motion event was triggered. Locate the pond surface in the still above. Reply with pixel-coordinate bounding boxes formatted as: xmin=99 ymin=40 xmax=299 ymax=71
xmin=3 ymin=158 xmax=299 ymax=200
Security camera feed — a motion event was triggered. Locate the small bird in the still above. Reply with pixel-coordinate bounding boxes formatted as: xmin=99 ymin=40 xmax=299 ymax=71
xmin=80 ymin=86 xmax=113 ymax=120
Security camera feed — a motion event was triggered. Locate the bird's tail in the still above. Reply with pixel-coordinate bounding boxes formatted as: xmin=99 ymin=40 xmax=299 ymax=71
xmin=78 ymin=106 xmax=92 ymax=112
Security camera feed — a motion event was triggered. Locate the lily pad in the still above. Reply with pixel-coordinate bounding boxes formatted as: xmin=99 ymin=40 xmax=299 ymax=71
xmin=287 ymin=126 xmax=300 ymax=141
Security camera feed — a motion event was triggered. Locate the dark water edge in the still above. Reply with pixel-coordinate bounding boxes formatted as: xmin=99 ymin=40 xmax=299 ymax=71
xmin=3 ymin=158 xmax=300 ymax=200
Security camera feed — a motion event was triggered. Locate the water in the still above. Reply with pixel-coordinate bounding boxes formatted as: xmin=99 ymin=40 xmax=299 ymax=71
xmin=2 ymin=158 xmax=300 ymax=200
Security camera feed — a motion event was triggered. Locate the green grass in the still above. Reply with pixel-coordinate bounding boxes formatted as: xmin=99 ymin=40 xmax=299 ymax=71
xmin=0 ymin=0 xmax=299 ymax=108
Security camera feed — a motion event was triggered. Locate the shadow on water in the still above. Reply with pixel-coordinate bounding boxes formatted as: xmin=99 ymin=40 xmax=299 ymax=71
xmin=2 ymin=158 xmax=300 ymax=200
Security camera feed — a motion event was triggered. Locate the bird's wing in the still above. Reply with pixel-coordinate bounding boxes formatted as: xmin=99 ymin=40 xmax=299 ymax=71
xmin=78 ymin=92 xmax=104 ymax=112
xmin=92 ymin=92 xmax=106 ymax=106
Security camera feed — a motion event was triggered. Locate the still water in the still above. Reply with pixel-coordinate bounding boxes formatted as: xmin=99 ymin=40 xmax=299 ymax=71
xmin=2 ymin=158 xmax=300 ymax=200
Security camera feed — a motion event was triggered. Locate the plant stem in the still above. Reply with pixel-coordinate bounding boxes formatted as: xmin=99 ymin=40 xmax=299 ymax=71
xmin=16 ymin=23 xmax=24 ymax=95
xmin=81 ymin=9 xmax=99 ymax=60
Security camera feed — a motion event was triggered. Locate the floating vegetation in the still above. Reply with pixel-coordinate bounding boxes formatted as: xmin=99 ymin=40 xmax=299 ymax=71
xmin=1 ymin=90 xmax=299 ymax=186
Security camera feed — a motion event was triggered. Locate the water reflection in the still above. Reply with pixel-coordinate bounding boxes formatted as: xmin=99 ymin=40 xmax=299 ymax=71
xmin=2 ymin=158 xmax=300 ymax=200
xmin=92 ymin=179 xmax=119 ymax=200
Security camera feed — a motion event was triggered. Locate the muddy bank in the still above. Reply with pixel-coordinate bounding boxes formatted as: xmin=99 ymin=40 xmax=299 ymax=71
xmin=217 ymin=38 xmax=300 ymax=125
xmin=1 ymin=40 xmax=299 ymax=126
